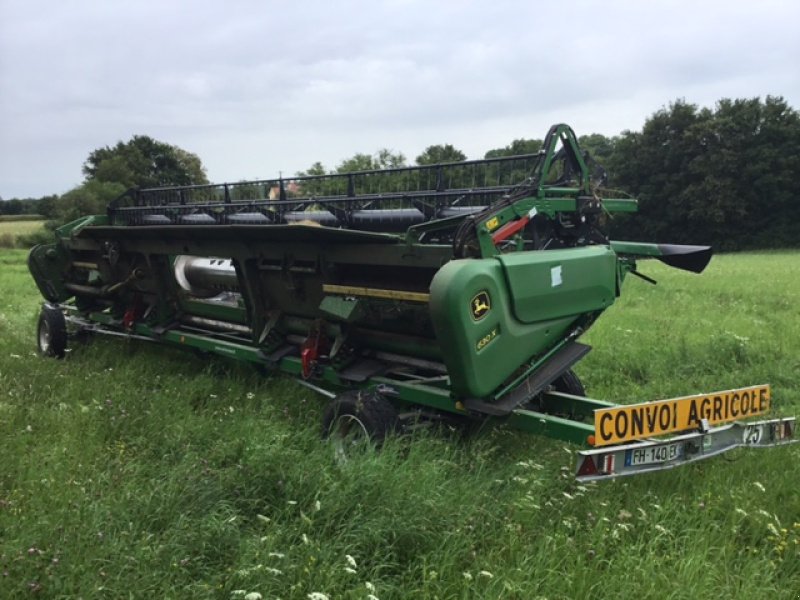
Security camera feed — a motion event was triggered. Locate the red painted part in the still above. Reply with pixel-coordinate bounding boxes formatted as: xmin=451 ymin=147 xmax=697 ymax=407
xmin=122 ymin=296 xmax=145 ymax=329
xmin=123 ymin=308 xmax=137 ymax=329
xmin=301 ymin=343 xmax=318 ymax=379
xmin=491 ymin=215 xmax=530 ymax=244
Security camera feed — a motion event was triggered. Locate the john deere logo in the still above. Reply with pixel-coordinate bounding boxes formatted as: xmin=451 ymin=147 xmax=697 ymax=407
xmin=471 ymin=291 xmax=491 ymax=320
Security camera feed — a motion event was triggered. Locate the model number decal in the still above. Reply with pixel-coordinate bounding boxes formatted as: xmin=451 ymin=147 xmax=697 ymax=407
xmin=476 ymin=327 xmax=499 ymax=352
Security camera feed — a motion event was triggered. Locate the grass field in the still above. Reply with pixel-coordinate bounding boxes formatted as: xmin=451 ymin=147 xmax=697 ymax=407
xmin=0 ymin=220 xmax=46 ymax=248
xmin=1 ymin=248 xmax=799 ymax=599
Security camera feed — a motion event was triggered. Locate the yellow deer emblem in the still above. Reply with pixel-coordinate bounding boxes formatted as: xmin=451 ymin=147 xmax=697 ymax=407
xmin=471 ymin=292 xmax=491 ymax=320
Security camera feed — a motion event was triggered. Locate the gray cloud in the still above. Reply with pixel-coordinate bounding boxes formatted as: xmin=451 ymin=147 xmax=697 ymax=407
xmin=1 ymin=0 xmax=798 ymax=197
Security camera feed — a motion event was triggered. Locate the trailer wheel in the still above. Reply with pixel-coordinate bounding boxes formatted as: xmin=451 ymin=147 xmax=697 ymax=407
xmin=553 ymin=369 xmax=585 ymax=396
xmin=37 ymin=305 xmax=67 ymax=359
xmin=322 ymin=390 xmax=399 ymax=462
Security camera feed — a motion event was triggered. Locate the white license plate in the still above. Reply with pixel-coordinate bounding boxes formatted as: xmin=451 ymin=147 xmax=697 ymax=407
xmin=624 ymin=442 xmax=682 ymax=466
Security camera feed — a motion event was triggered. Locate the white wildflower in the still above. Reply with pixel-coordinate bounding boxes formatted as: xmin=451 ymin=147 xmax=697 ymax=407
xmin=345 ymin=554 xmax=357 ymax=568
xmin=256 ymin=514 xmax=271 ymax=524
xmin=463 ymin=572 xmax=473 ymax=581
xmin=367 ymin=595 xmax=380 ymax=600
xmin=753 ymin=481 xmax=766 ymax=492
xmin=287 ymin=500 xmax=298 ymax=505
xmin=231 ymin=592 xmax=246 ymax=598
xmin=244 ymin=593 xmax=262 ymax=600
xmin=307 ymin=593 xmax=329 ymax=600
xmin=302 ymin=533 xmax=310 ymax=545
xmin=265 ymin=567 xmax=283 ymax=575
xmin=655 ymin=524 xmax=669 ymax=535
xmin=268 ymin=552 xmax=285 ymax=559
xmin=478 ymin=570 xmax=494 ymax=579
xmin=365 ymin=582 xmax=376 ymax=593
xmin=562 ymin=492 xmax=574 ymax=500
xmin=246 ymin=392 xmax=255 ymax=399
xmin=735 ymin=508 xmax=748 ymax=517
xmin=344 ymin=567 xmax=357 ymax=574
xmin=314 ymin=500 xmax=321 ymax=512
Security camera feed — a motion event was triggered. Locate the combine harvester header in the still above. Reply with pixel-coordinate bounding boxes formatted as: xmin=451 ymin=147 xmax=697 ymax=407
xmin=28 ymin=124 xmax=796 ymax=480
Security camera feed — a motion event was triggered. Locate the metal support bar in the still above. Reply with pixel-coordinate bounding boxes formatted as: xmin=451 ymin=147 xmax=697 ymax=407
xmin=507 ymin=408 xmax=596 ymax=446
xmin=575 ymin=417 xmax=797 ymax=482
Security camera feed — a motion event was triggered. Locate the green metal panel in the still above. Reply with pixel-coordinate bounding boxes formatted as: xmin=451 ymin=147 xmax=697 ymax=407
xmin=497 ymin=246 xmax=617 ymax=324
xmin=429 ymin=256 xmax=577 ymax=399
xmin=319 ymin=296 xmax=365 ymax=323
xmin=28 ymin=244 xmax=71 ymax=303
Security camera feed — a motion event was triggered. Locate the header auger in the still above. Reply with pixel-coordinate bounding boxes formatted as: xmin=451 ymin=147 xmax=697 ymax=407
xmin=28 ymin=124 xmax=795 ymax=480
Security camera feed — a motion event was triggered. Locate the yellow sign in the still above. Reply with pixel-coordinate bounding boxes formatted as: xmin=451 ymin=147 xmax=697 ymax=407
xmin=485 ymin=217 xmax=500 ymax=232
xmin=593 ymin=384 xmax=771 ymax=446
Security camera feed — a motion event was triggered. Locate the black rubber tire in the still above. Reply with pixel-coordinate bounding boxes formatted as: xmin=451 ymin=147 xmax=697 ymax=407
xmin=552 ymin=369 xmax=586 ymax=396
xmin=322 ymin=390 xmax=400 ymax=459
xmin=37 ymin=305 xmax=67 ymax=359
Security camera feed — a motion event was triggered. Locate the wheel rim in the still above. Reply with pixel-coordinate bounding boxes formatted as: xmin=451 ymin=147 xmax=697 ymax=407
xmin=330 ymin=414 xmax=370 ymax=464
xmin=38 ymin=320 xmax=51 ymax=354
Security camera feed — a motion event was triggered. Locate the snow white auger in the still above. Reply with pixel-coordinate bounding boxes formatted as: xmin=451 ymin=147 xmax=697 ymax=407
xmin=28 ymin=124 xmax=796 ymax=480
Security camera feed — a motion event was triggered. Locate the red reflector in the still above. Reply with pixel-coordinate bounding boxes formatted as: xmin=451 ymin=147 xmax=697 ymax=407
xmin=123 ymin=308 xmax=136 ymax=329
xmin=301 ymin=347 xmax=315 ymax=379
xmin=577 ymin=456 xmax=598 ymax=477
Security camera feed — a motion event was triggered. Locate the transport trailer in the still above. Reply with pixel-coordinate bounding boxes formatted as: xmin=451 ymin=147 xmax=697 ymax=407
xmin=28 ymin=124 xmax=797 ymax=480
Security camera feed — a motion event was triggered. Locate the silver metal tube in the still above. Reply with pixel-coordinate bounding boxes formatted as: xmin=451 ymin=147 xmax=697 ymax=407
xmin=174 ymin=256 xmax=239 ymax=297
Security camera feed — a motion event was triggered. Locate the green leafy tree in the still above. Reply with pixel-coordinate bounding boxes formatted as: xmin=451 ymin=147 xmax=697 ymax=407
xmin=51 ymin=180 xmax=127 ymax=224
xmin=578 ymin=133 xmax=617 ymax=166
xmin=607 ymin=96 xmax=800 ymax=249
xmin=484 ymin=138 xmax=543 ymax=159
xmin=83 ymin=135 xmax=209 ymax=189
xmin=335 ymin=149 xmax=407 ymax=173
xmin=415 ymin=144 xmax=467 ymax=165
xmin=0 ymin=198 xmax=24 ymax=215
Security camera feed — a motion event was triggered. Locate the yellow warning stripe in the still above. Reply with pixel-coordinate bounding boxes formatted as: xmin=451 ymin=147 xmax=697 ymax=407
xmin=322 ymin=284 xmax=430 ymax=303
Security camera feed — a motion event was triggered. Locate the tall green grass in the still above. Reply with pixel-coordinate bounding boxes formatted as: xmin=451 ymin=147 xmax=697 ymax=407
xmin=0 ymin=220 xmax=47 ymax=248
xmin=1 ymin=248 xmax=799 ymax=598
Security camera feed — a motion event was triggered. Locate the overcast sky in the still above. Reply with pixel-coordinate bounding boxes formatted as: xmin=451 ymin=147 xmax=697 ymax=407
xmin=1 ymin=0 xmax=798 ymax=199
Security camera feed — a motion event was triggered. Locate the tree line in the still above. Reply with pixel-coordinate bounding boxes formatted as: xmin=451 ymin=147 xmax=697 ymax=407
xmin=3 ymin=96 xmax=798 ymax=250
